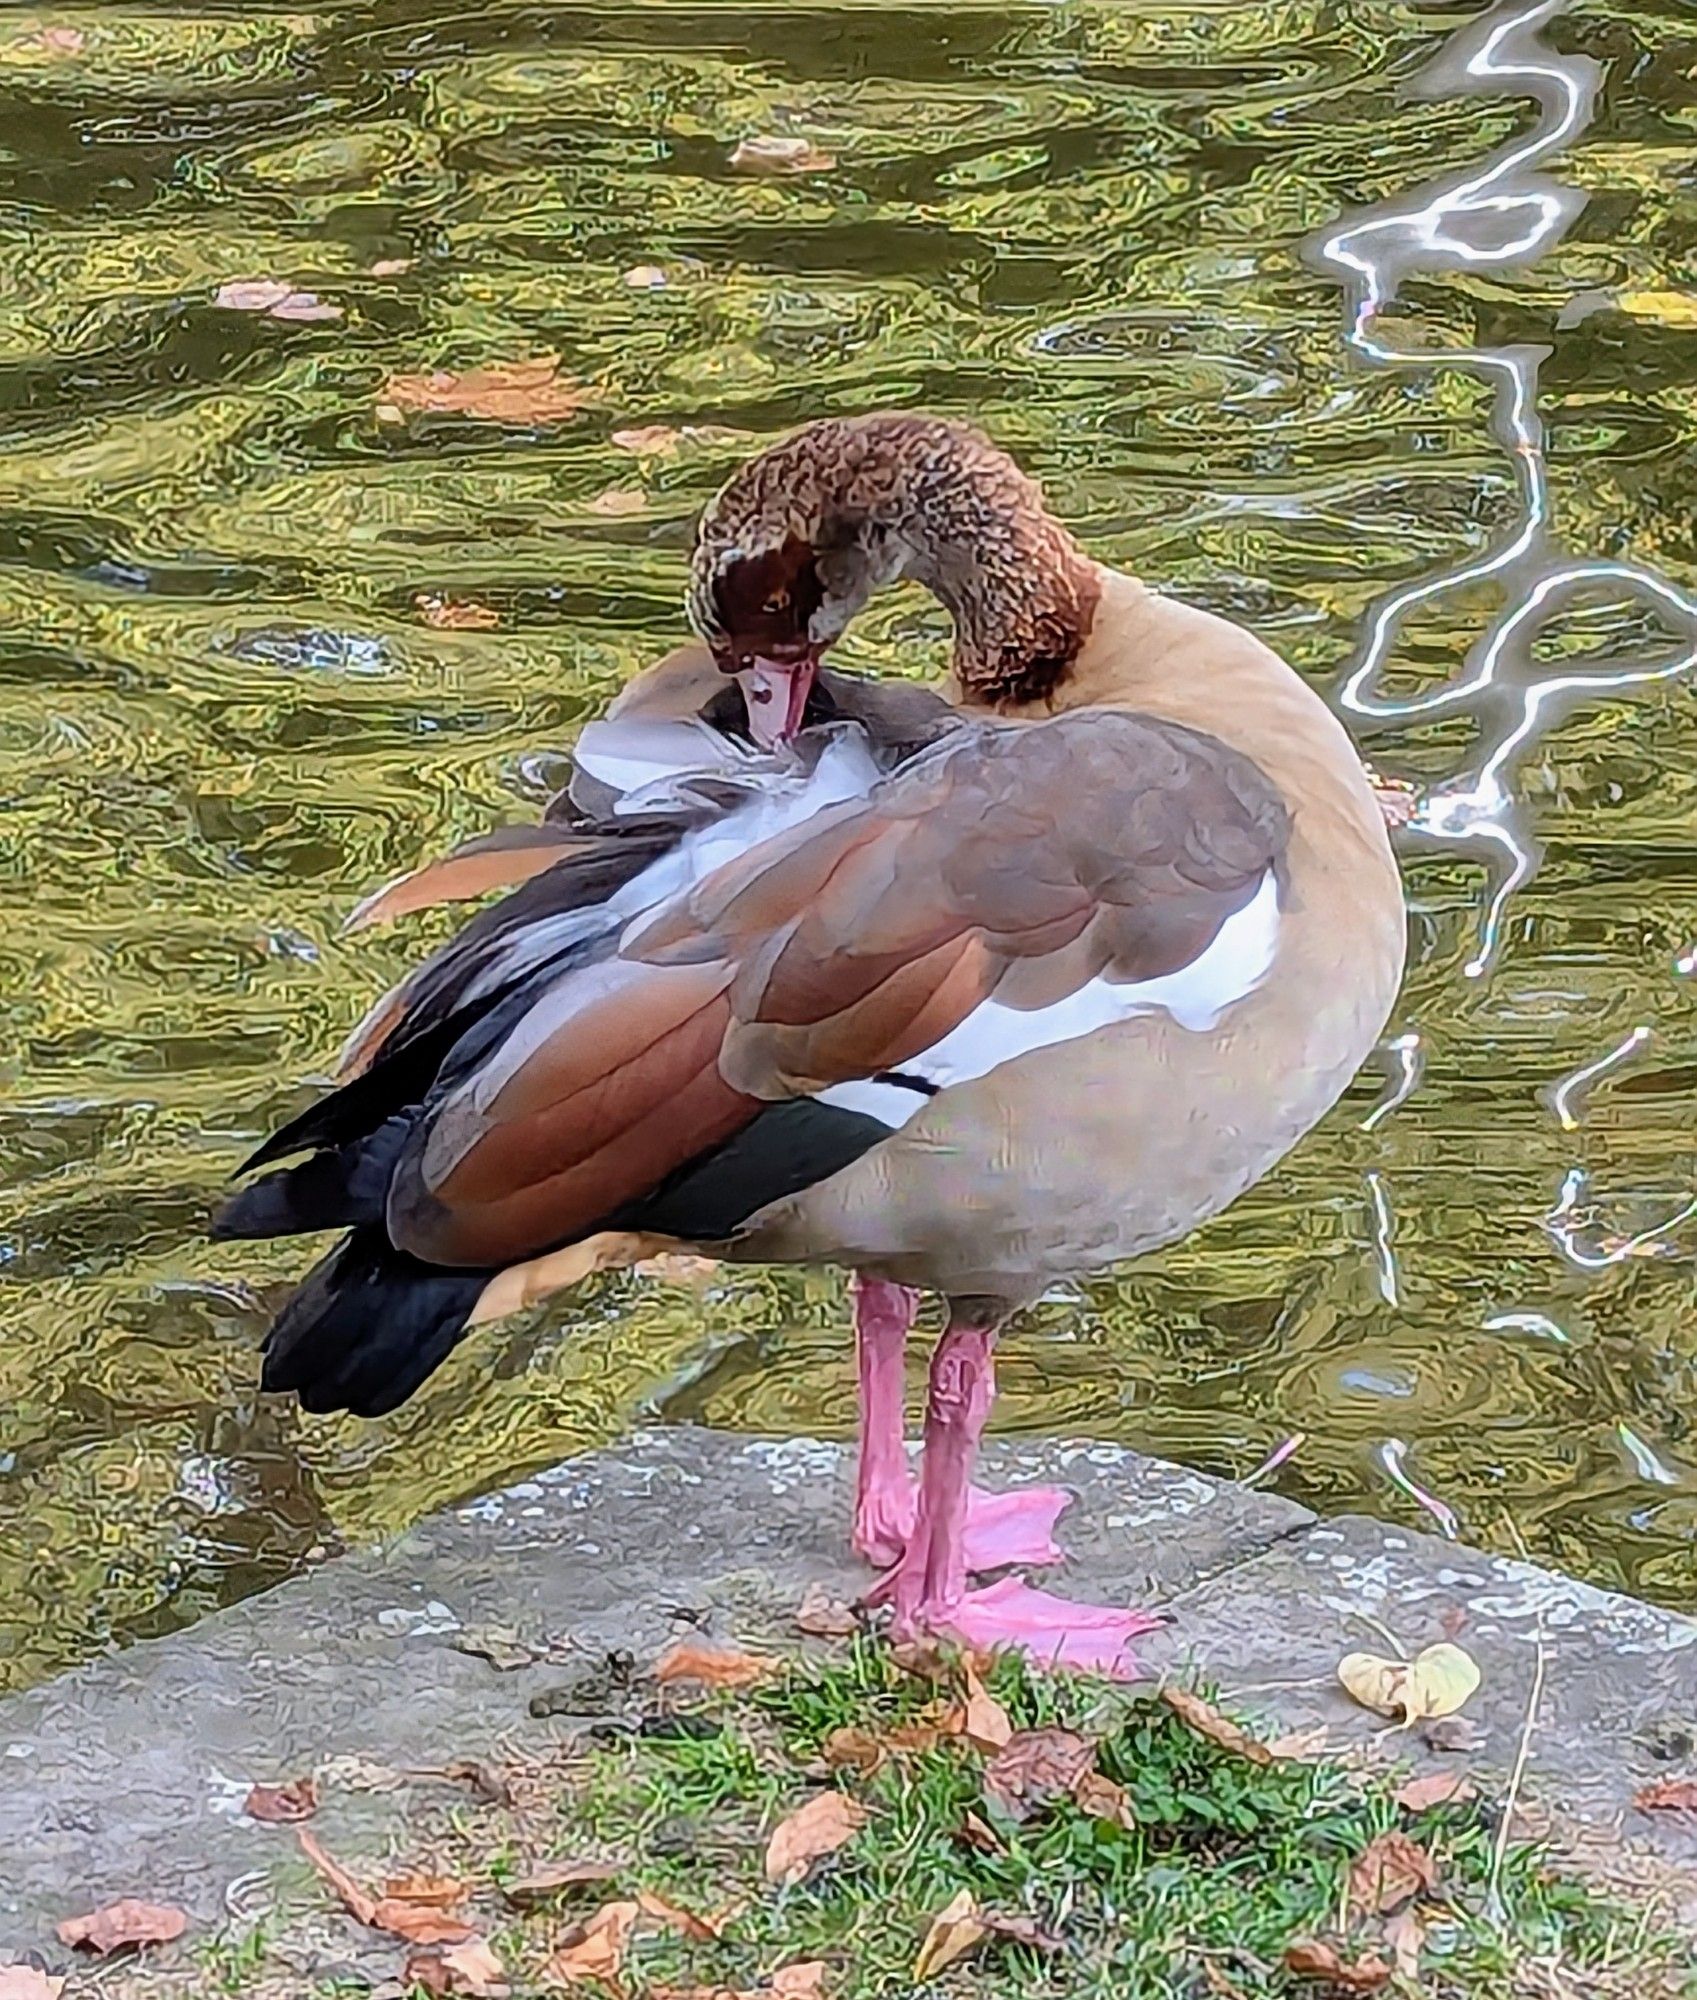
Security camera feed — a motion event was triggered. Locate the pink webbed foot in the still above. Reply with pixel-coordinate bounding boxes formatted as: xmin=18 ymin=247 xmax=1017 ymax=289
xmin=939 ymin=1576 xmax=1163 ymax=1681
xmin=855 ymin=1482 xmax=1070 ymax=1575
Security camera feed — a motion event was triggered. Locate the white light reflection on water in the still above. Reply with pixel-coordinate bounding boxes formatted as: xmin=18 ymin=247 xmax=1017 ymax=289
xmin=1310 ymin=0 xmax=1697 ymax=985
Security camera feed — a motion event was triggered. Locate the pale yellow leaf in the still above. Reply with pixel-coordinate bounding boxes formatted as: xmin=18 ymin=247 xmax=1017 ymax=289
xmin=1617 ymin=289 xmax=1697 ymax=329
xmin=913 ymin=1890 xmax=986 ymax=1982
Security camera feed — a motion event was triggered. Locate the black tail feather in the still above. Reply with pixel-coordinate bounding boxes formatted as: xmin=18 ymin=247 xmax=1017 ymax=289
xmin=214 ymin=1118 xmax=412 ymax=1240
xmin=261 ymin=1228 xmax=491 ymax=1417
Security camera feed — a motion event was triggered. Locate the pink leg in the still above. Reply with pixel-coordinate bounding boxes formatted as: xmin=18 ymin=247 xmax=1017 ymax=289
xmin=885 ymin=1317 xmax=1162 ymax=1680
xmin=853 ymin=1276 xmax=920 ymax=1566
xmin=851 ymin=1277 xmax=1069 ymax=1574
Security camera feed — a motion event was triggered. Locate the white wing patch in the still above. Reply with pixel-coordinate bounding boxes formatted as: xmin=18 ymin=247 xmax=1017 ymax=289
xmin=819 ymin=869 xmax=1282 ymax=1130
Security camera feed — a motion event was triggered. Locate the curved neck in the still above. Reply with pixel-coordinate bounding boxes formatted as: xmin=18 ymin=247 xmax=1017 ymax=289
xmin=710 ymin=414 xmax=1104 ymax=710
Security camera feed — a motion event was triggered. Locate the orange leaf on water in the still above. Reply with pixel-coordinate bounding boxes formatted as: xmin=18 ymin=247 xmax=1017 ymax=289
xmin=415 ymin=593 xmax=500 ymax=631
xmin=56 ymin=1900 xmax=188 ymax=1955
xmin=764 ymin=1791 xmax=868 ymax=1886
xmin=214 ymin=279 xmax=341 ymax=322
xmin=379 ymin=355 xmax=591 ymax=425
xmin=729 ymin=136 xmax=836 ymax=175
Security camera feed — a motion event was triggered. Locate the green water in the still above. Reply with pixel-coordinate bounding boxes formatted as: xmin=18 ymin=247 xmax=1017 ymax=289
xmin=2 ymin=0 xmax=1695 ymax=1693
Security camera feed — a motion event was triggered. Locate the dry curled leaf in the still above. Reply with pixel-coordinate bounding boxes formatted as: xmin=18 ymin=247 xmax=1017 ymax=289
xmin=1393 ymin=1770 xmax=1478 ymax=1812
xmin=544 ymin=1900 xmax=641 ymax=1987
xmin=1383 ymin=1908 xmax=1426 ymax=1982
xmin=384 ymin=1875 xmax=468 ymax=1910
xmin=0 ymin=1969 xmax=65 ymax=2000
xmin=243 ymin=1775 xmax=318 ymax=1823
xmin=954 ymin=1665 xmax=1013 ymax=1753
xmin=405 ymin=1938 xmax=510 ymax=1997
xmin=1283 ymin=1939 xmax=1392 ymax=1991
xmin=214 ymin=279 xmax=342 ymax=322
xmin=764 ymin=1791 xmax=868 ymax=1886
xmin=730 ymin=135 xmax=836 ymax=175
xmin=379 ymin=354 xmax=590 ymax=425
xmin=654 ymin=1640 xmax=777 ymax=1688
xmin=1072 ymin=1769 xmax=1134 ymax=1827
xmin=298 ymin=1830 xmax=473 ymax=1943
xmin=1421 ymin=1714 xmax=1486 ymax=1755
xmin=299 ymin=1829 xmax=377 ymax=1925
xmin=416 ymin=595 xmax=501 ymax=634
xmin=637 ymin=1889 xmax=728 ymax=1941
xmin=821 ymin=1726 xmax=885 ymax=1776
xmin=1265 ymin=1725 xmax=1333 ymax=1762
xmin=440 ymin=1758 xmax=515 ymax=1807
xmin=957 ymin=1809 xmax=1003 ymax=1855
xmin=56 ymin=1900 xmax=188 ymax=1956
xmin=913 ymin=1890 xmax=986 ymax=1981
xmin=29 ymin=24 xmax=87 ymax=56
xmin=1338 ymin=1642 xmax=1480 ymax=1724
xmin=982 ymin=1727 xmax=1096 ymax=1821
xmin=1636 ymin=1777 xmax=1697 ymax=1815
xmin=1347 ymin=1830 xmax=1437 ymax=1914
xmin=503 ymin=1861 xmax=620 ymax=1909
xmin=793 ymin=1585 xmax=859 ymax=1639
xmin=1159 ymin=1686 xmax=1274 ymax=1765
xmin=770 ymin=1966 xmax=828 ymax=1999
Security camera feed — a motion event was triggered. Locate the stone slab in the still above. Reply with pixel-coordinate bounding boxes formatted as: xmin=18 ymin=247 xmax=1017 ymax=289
xmin=1 ymin=1428 xmax=1693 ymax=1962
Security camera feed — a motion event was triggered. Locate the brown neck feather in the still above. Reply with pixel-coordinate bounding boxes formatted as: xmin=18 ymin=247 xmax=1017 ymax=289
xmin=703 ymin=413 xmax=1102 ymax=711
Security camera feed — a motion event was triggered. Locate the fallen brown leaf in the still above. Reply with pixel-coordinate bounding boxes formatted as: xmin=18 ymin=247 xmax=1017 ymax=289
xmin=371 ymin=256 xmax=414 ymax=277
xmin=0 ymin=1969 xmax=64 ymax=2000
xmin=1393 ymin=1770 xmax=1478 ymax=1812
xmin=770 ymin=1966 xmax=828 ymax=1999
xmin=954 ymin=1665 xmax=1013 ymax=1753
xmin=889 ymin=1637 xmax=993 ymax=1681
xmin=405 ymin=1938 xmax=509 ymax=1997
xmin=503 ymin=1861 xmax=620 ymax=1909
xmin=1421 ymin=1714 xmax=1486 ymax=1754
xmin=441 ymin=1758 xmax=515 ymax=1807
xmin=729 ymin=135 xmax=836 ymax=175
xmin=957 ymin=1809 xmax=1003 ymax=1854
xmin=637 ymin=1889 xmax=729 ymax=1941
xmin=379 ymin=355 xmax=591 ymax=426
xmin=384 ymin=1875 xmax=468 ymax=1910
xmin=215 ymin=279 xmax=342 ymax=322
xmin=793 ymin=1585 xmax=859 ymax=1639
xmin=764 ymin=1791 xmax=869 ymax=1886
xmin=1636 ymin=1777 xmax=1697 ymax=1815
xmin=1383 ymin=1908 xmax=1426 ymax=1982
xmin=416 ymin=594 xmax=501 ymax=633
xmin=369 ymin=1899 xmax=476 ymax=1946
xmin=1347 ymin=1831 xmax=1438 ymax=1915
xmin=1265 ymin=1725 xmax=1333 ymax=1761
xmin=1159 ymin=1686 xmax=1274 ymax=1765
xmin=243 ymin=1776 xmax=318 ymax=1823
xmin=1072 ymin=1769 xmax=1134 ymax=1827
xmin=543 ymin=1900 xmax=641 ymax=1987
xmin=654 ymin=1640 xmax=777 ymax=1688
xmin=1283 ymin=1939 xmax=1392 ymax=1991
xmin=982 ymin=1727 xmax=1097 ymax=1821
xmin=821 ymin=1726 xmax=885 ymax=1776
xmin=913 ymin=1890 xmax=986 ymax=1981
xmin=56 ymin=1900 xmax=188 ymax=1956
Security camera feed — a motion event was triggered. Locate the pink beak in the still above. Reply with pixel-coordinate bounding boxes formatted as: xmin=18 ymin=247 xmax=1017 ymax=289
xmin=735 ymin=656 xmax=818 ymax=750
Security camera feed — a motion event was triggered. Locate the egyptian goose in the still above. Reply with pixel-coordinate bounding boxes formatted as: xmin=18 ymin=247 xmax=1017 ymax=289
xmin=217 ymin=413 xmax=1406 ymax=1675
